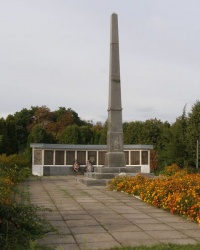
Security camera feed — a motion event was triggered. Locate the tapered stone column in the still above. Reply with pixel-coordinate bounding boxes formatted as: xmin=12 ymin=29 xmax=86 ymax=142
xmin=105 ymin=13 xmax=126 ymax=168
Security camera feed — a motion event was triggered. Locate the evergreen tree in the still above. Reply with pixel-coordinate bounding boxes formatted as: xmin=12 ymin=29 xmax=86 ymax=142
xmin=6 ymin=115 xmax=18 ymax=154
xmin=0 ymin=118 xmax=9 ymax=154
xmin=164 ymin=106 xmax=188 ymax=167
xmin=186 ymin=101 xmax=200 ymax=166
xmin=14 ymin=108 xmax=35 ymax=152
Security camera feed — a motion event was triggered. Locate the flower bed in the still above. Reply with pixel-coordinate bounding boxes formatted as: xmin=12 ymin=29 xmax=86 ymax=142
xmin=108 ymin=168 xmax=200 ymax=224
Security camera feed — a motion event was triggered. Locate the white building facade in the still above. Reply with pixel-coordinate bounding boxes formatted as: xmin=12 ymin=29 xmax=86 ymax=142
xmin=30 ymin=143 xmax=153 ymax=176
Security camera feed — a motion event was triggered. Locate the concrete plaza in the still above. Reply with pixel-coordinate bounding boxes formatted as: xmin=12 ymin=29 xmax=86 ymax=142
xmin=29 ymin=176 xmax=200 ymax=250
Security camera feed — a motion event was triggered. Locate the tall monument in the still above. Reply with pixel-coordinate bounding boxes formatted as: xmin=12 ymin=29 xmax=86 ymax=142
xmin=105 ymin=13 xmax=126 ymax=168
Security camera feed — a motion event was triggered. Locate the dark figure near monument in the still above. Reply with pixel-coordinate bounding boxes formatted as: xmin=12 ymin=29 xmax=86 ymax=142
xmin=73 ymin=160 xmax=80 ymax=173
xmin=85 ymin=160 xmax=94 ymax=172
xmin=105 ymin=13 xmax=126 ymax=168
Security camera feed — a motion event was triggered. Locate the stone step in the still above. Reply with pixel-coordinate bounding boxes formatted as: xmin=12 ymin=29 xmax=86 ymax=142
xmin=84 ymin=172 xmax=117 ymax=180
xmin=77 ymin=172 xmax=155 ymax=186
xmin=76 ymin=165 xmax=154 ymax=186
xmin=94 ymin=166 xmax=141 ymax=173
xmin=76 ymin=177 xmax=111 ymax=186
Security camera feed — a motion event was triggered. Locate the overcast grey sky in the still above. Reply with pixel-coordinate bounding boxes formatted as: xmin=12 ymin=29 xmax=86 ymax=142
xmin=0 ymin=0 xmax=200 ymax=123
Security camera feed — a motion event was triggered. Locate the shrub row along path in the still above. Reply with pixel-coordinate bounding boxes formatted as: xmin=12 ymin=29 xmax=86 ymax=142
xmin=29 ymin=176 xmax=200 ymax=250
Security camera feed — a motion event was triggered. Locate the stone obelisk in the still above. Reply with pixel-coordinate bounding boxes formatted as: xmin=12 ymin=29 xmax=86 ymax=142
xmin=105 ymin=13 xmax=126 ymax=168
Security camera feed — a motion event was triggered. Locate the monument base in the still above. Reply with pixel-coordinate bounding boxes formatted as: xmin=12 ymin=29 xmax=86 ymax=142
xmin=104 ymin=152 xmax=126 ymax=168
xmin=76 ymin=166 xmax=154 ymax=186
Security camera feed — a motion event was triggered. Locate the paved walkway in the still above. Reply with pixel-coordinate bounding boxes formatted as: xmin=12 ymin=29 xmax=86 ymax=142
xmin=29 ymin=176 xmax=200 ymax=250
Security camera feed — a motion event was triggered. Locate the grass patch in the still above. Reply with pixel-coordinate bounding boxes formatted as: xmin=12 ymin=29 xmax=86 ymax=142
xmin=108 ymin=243 xmax=200 ymax=250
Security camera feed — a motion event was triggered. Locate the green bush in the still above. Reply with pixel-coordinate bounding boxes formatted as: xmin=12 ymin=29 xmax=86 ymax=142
xmin=0 ymin=155 xmax=56 ymax=250
xmin=0 ymin=202 xmax=56 ymax=250
xmin=0 ymin=154 xmax=30 ymax=169
xmin=0 ymin=154 xmax=31 ymax=183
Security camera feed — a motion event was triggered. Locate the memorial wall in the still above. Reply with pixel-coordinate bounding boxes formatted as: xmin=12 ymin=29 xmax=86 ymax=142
xmin=30 ymin=143 xmax=153 ymax=176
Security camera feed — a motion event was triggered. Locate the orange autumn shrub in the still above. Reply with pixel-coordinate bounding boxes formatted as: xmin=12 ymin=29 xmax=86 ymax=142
xmin=0 ymin=154 xmax=30 ymax=206
xmin=140 ymin=173 xmax=200 ymax=223
xmin=162 ymin=163 xmax=181 ymax=176
xmin=108 ymin=168 xmax=200 ymax=224
xmin=108 ymin=174 xmax=150 ymax=196
xmin=0 ymin=173 xmax=16 ymax=206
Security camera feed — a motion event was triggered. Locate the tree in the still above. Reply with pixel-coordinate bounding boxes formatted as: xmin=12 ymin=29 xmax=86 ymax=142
xmin=14 ymin=108 xmax=35 ymax=152
xmin=123 ymin=119 xmax=171 ymax=168
xmin=79 ymin=126 xmax=93 ymax=144
xmin=28 ymin=124 xmax=55 ymax=144
xmin=155 ymin=121 xmax=171 ymax=167
xmin=164 ymin=106 xmax=188 ymax=167
xmin=6 ymin=115 xmax=18 ymax=155
xmin=91 ymin=122 xmax=105 ymax=144
xmin=33 ymin=106 xmax=56 ymax=126
xmin=55 ymin=107 xmax=67 ymax=121
xmin=58 ymin=125 xmax=81 ymax=144
xmin=45 ymin=107 xmax=81 ymax=141
xmin=142 ymin=119 xmax=163 ymax=147
xmin=123 ymin=121 xmax=144 ymax=144
xmin=0 ymin=118 xmax=9 ymax=154
xmin=98 ymin=121 xmax=107 ymax=144
xmin=66 ymin=108 xmax=83 ymax=126
xmin=186 ymin=101 xmax=200 ymax=166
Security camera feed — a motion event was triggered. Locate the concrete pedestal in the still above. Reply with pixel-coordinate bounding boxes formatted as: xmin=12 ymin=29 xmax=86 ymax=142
xmin=105 ymin=152 xmax=126 ymax=168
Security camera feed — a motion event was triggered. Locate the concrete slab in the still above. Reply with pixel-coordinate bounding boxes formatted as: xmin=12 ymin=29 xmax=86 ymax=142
xmin=91 ymin=213 xmax=123 ymax=220
xmin=96 ymin=218 xmax=132 ymax=226
xmin=166 ymin=222 xmax=200 ymax=230
xmin=104 ymin=224 xmax=142 ymax=232
xmin=146 ymin=230 xmax=189 ymax=239
xmin=79 ymin=241 xmax=121 ymax=250
xmin=74 ymin=233 xmax=116 ymax=243
xmin=51 ymin=226 xmax=71 ymax=234
xmin=159 ymin=238 xmax=198 ymax=245
xmin=181 ymin=229 xmax=200 ymax=238
xmin=110 ymin=231 xmax=158 ymax=246
xmin=123 ymin=213 xmax=151 ymax=219
xmin=70 ymin=225 xmax=107 ymax=234
xmin=62 ymin=214 xmax=94 ymax=220
xmin=129 ymin=218 xmax=162 ymax=224
xmin=38 ymin=234 xmax=76 ymax=244
xmin=65 ymin=219 xmax=100 ymax=227
xmin=48 ymin=243 xmax=80 ymax=250
xmin=137 ymin=223 xmax=173 ymax=231
xmin=60 ymin=210 xmax=88 ymax=215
